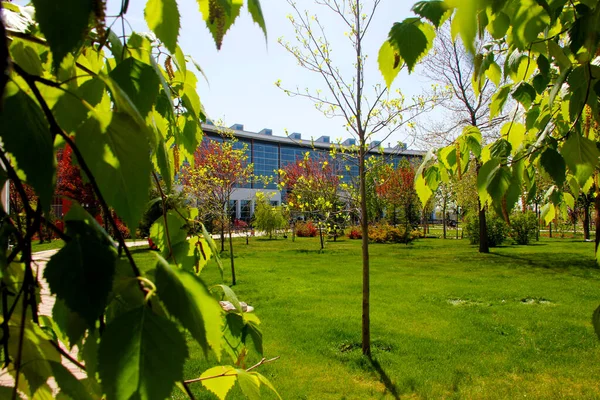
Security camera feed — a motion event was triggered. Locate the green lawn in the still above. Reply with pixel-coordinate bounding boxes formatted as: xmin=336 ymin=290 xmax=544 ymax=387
xmin=133 ymin=236 xmax=600 ymax=399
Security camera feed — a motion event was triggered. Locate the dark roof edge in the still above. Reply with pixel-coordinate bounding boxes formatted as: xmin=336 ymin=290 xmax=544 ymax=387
xmin=201 ymin=123 xmax=425 ymax=157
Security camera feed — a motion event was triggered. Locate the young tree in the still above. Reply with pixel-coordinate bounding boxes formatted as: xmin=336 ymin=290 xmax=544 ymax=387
xmin=278 ymin=0 xmax=436 ymax=354
xmin=280 ymin=153 xmax=343 ymax=249
xmin=180 ymin=138 xmax=253 ymax=285
xmin=253 ymin=192 xmax=288 ymax=239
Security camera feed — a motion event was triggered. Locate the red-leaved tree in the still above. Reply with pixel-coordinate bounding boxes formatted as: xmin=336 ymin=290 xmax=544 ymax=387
xmin=375 ymin=161 xmax=418 ymax=232
xmin=280 ymin=154 xmax=344 ymax=248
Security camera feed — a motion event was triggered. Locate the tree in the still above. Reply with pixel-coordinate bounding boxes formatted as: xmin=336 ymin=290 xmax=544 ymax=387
xmin=56 ymin=145 xmax=101 ymax=218
xmin=418 ymin=24 xmax=511 ymax=252
xmin=280 ymin=153 xmax=344 ymax=249
xmin=180 ymin=137 xmax=253 ymax=285
xmin=375 ymin=160 xmax=420 ymax=231
xmin=278 ymin=0 xmax=435 ymax=355
xmin=379 ymin=0 xmax=600 ymax=335
xmin=0 ymin=2 xmax=280 ymax=399
xmin=253 ymin=192 xmax=288 ymax=239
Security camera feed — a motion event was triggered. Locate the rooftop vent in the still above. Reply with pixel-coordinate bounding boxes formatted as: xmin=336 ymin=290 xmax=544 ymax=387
xmin=289 ymin=132 xmax=302 ymax=140
xmin=259 ymin=128 xmax=273 ymax=136
xmin=230 ymin=123 xmax=244 ymax=131
xmin=316 ymin=135 xmax=330 ymax=143
xmin=342 ymin=138 xmax=356 ymax=146
xmin=370 ymin=141 xmax=381 ymax=149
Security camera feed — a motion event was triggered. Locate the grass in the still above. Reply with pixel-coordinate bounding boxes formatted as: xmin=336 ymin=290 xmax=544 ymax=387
xmin=134 ymin=236 xmax=600 ymax=399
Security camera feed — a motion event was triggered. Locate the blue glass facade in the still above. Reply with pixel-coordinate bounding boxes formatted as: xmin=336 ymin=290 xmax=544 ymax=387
xmin=203 ymin=130 xmax=422 ymax=196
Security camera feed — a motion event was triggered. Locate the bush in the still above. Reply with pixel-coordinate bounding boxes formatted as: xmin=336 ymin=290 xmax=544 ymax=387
xmin=464 ymin=212 xmax=508 ymax=247
xmin=348 ymin=224 xmax=414 ymax=243
xmin=509 ymin=211 xmax=538 ymax=245
xmin=296 ymin=221 xmax=318 ymax=237
xmin=348 ymin=226 xmax=361 ymax=239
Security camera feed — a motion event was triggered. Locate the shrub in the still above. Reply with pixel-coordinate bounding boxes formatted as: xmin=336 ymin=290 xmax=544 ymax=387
xmin=296 ymin=221 xmax=318 ymax=237
xmin=509 ymin=211 xmax=538 ymax=245
xmin=464 ymin=212 xmax=508 ymax=247
xmin=348 ymin=226 xmax=361 ymax=239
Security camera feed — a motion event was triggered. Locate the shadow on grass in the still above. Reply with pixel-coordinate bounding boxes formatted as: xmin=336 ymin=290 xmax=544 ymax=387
xmin=129 ymin=246 xmax=153 ymax=255
xmin=489 ymin=251 xmax=598 ymax=271
xmin=368 ymin=357 xmax=400 ymax=400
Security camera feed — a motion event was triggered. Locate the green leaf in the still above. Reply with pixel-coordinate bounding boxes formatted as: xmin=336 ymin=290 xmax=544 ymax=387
xmin=10 ymin=40 xmax=44 ymax=76
xmin=485 ymin=61 xmax=502 ymax=87
xmin=539 ymin=148 xmax=566 ymax=187
xmin=387 ymin=18 xmax=436 ymax=73
xmin=98 ymin=306 xmax=188 ymax=400
xmin=415 ymin=173 xmax=433 ymax=207
xmin=49 ymin=361 xmax=94 ymax=400
xmin=537 ymin=54 xmax=550 ymax=77
xmin=477 ymin=158 xmax=500 ymax=204
xmin=7 ymin=320 xmax=61 ymax=396
xmin=593 ymin=304 xmax=600 ymax=338
xmin=255 ymin=372 xmax=282 ymax=399
xmin=541 ymin=202 xmax=555 ymax=225
xmin=563 ymin=192 xmax=575 ymax=210
xmin=144 ymin=0 xmax=180 ymax=54
xmin=76 ymin=113 xmax=151 ymax=230
xmin=448 ymin=0 xmax=478 ymax=54
xmin=44 ymin=218 xmax=118 ymax=327
xmin=108 ymin=29 xmax=124 ymax=61
xmin=196 ymin=0 xmax=243 ymax=50
xmin=411 ymin=1 xmax=451 ymax=27
xmin=560 ymin=133 xmax=600 ymax=186
xmin=242 ymin=313 xmax=263 ymax=355
xmin=247 ymin=0 xmax=267 ymax=41
xmin=511 ymin=82 xmax=536 ymax=109
xmin=0 ymin=90 xmax=55 ymax=212
xmin=237 ymin=370 xmax=261 ymax=400
xmin=149 ymin=210 xmax=188 ymax=256
xmin=378 ymin=40 xmax=402 ymax=90
xmin=31 ymin=0 xmax=93 ymax=69
xmin=200 ymin=366 xmax=237 ymax=400
xmin=500 ymin=123 xmax=525 ymax=155
xmin=201 ymin=222 xmax=224 ymax=277
xmin=155 ymin=255 xmax=224 ymax=357
xmin=212 ymin=284 xmax=242 ymax=313
xmin=109 ymin=57 xmax=160 ymax=118
xmin=510 ymin=0 xmax=550 ymax=50
xmin=490 ymin=138 xmax=512 ymax=159
xmin=490 ymin=85 xmax=511 ymax=119
xmin=52 ymin=298 xmax=88 ymax=347
xmin=486 ymin=10 xmax=510 ymax=40
xmin=532 ymin=73 xmax=550 ymax=94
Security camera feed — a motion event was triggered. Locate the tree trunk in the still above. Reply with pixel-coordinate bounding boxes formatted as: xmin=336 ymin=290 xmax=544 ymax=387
xmin=442 ymin=198 xmax=447 ymax=239
xmin=549 ymin=221 xmax=552 ymax=238
xmin=229 ymin=223 xmax=236 ymax=285
xmin=359 ymin=147 xmax=370 ymax=357
xmin=595 ymin=195 xmax=600 ymax=256
xmin=535 ymin=203 xmax=539 ymax=241
xmin=456 ymin=207 xmax=459 ymax=239
xmin=319 ymin=222 xmax=324 ymax=250
xmin=584 ymin=204 xmax=590 ymax=240
xmin=478 ymin=199 xmax=489 ymax=253
xmin=220 ymin=222 xmax=225 ymax=252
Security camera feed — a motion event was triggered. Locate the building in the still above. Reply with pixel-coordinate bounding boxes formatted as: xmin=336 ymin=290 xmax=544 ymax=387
xmin=202 ymin=123 xmax=425 ymax=221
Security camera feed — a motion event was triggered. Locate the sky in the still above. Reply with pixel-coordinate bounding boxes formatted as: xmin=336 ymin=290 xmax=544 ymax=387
xmin=25 ymin=1 xmax=436 ymax=148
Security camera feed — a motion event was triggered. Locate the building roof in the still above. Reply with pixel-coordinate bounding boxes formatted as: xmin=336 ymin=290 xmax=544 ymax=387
xmin=201 ymin=123 xmax=425 ymax=158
